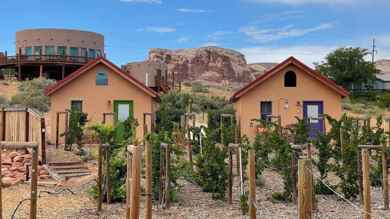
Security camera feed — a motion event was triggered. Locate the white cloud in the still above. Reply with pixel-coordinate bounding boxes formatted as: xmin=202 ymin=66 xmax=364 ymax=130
xmin=137 ymin=26 xmax=176 ymax=33
xmin=177 ymin=37 xmax=190 ymax=43
xmin=240 ymin=23 xmax=334 ymax=43
xmin=120 ymin=0 xmax=162 ymax=4
xmin=239 ymin=45 xmax=337 ymax=66
xmin=201 ymin=42 xmax=220 ymax=47
xmin=208 ymin=31 xmax=232 ymax=41
xmin=246 ymin=0 xmax=354 ymax=5
xmin=176 ymin=8 xmax=210 ymax=13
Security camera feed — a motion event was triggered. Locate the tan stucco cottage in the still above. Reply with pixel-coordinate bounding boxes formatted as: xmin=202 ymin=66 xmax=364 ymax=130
xmin=45 ymin=57 xmax=159 ymax=143
xmin=231 ymin=56 xmax=349 ymax=141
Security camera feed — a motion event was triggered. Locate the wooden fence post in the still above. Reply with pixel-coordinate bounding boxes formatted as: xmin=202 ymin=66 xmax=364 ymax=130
xmin=383 ymin=144 xmax=389 ymax=209
xmin=1 ymin=108 xmax=5 ymax=141
xmin=25 ymin=108 xmax=29 ymax=142
xmin=298 ymin=159 xmax=313 ymax=219
xmin=40 ymin=118 xmax=46 ymax=164
xmin=228 ymin=146 xmax=233 ymax=205
xmin=126 ymin=147 xmax=132 ymax=218
xmin=30 ymin=146 xmax=38 ymax=219
xmin=97 ymin=144 xmax=103 ymax=212
xmin=239 ymin=145 xmax=244 ymax=196
xmin=105 ymin=145 xmax=111 ymax=204
xmin=0 ymin=147 xmax=2 ymax=219
xmin=362 ymin=149 xmax=371 ymax=219
xmin=129 ymin=145 xmax=141 ymax=219
xmin=55 ymin=112 xmax=59 ymax=149
xmin=145 ymin=139 xmax=152 ymax=219
xmin=248 ymin=149 xmax=256 ymax=219
xmin=357 ymin=148 xmax=364 ymax=204
xmin=291 ymin=150 xmax=298 ymax=203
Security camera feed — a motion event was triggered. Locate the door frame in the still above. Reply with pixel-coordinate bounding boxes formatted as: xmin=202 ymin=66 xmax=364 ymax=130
xmin=113 ymin=100 xmax=134 ymax=123
xmin=302 ymin=100 xmax=324 ymax=137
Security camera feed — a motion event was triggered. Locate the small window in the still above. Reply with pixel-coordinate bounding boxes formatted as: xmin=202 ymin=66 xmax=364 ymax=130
xmin=88 ymin=49 xmax=96 ymax=58
xmin=70 ymin=47 xmax=79 ymax=57
xmin=33 ymin=46 xmax=42 ymax=55
xmin=71 ymin=100 xmax=83 ymax=112
xmin=45 ymin=46 xmax=55 ymax=55
xmin=260 ymin=101 xmax=272 ymax=121
xmin=96 ymin=72 xmax=108 ymax=86
xmin=25 ymin=47 xmax=32 ymax=55
xmin=284 ymin=71 xmax=297 ymax=87
xmin=57 ymin=46 xmax=67 ymax=56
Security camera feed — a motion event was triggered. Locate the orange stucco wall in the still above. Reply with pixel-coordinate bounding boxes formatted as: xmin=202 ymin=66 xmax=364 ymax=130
xmin=234 ymin=64 xmax=343 ymax=141
xmin=48 ymin=63 xmax=156 ymax=143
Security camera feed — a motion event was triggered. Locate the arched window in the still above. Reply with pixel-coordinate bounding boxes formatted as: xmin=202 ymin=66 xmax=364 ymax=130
xmin=96 ymin=72 xmax=108 ymax=86
xmin=284 ymin=71 xmax=296 ymax=87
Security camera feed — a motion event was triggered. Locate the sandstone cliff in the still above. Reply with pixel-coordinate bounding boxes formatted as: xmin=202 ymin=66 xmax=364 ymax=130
xmin=148 ymin=47 xmax=274 ymax=84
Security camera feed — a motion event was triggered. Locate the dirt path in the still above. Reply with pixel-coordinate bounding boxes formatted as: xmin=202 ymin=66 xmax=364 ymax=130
xmin=2 ymin=169 xmax=390 ymax=218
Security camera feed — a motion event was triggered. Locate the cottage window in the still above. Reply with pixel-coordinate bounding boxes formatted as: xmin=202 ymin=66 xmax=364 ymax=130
xmin=71 ymin=100 xmax=83 ymax=112
xmin=96 ymin=72 xmax=108 ymax=86
xmin=260 ymin=101 xmax=272 ymax=121
xmin=284 ymin=71 xmax=297 ymax=87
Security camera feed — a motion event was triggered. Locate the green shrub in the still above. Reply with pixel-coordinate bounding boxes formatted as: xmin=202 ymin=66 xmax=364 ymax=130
xmin=191 ymin=82 xmax=209 ymax=93
xmin=195 ymin=129 xmax=228 ymax=200
xmin=0 ymin=96 xmax=8 ymax=107
xmin=239 ymin=193 xmax=249 ymax=215
xmin=64 ymin=109 xmax=88 ymax=151
xmin=10 ymin=78 xmax=55 ymax=112
xmin=378 ymin=92 xmax=390 ymax=108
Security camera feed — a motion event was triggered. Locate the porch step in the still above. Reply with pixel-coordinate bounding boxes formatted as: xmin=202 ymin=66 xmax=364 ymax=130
xmin=48 ymin=161 xmax=83 ymax=166
xmin=47 ymin=160 xmax=90 ymax=180
xmin=50 ymin=165 xmax=88 ymax=170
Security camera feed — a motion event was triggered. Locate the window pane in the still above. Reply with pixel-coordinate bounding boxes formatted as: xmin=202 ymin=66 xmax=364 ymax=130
xmin=96 ymin=72 xmax=108 ymax=86
xmin=45 ymin=46 xmax=55 ymax=55
xmin=71 ymin=100 xmax=82 ymax=112
xmin=81 ymin=48 xmax=88 ymax=57
xmin=117 ymin=104 xmax=130 ymax=122
xmin=88 ymin=49 xmax=96 ymax=58
xmin=307 ymin=105 xmax=319 ymax=123
xmin=25 ymin=47 xmax=32 ymax=55
xmin=70 ymin=47 xmax=79 ymax=57
xmin=57 ymin=46 xmax=66 ymax=56
xmin=34 ymin=46 xmax=42 ymax=55
xmin=260 ymin=101 xmax=272 ymax=120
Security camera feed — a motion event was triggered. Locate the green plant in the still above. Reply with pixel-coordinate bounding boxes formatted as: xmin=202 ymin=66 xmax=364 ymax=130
xmin=2 ymin=68 xmax=16 ymax=80
xmin=64 ymin=109 xmax=88 ymax=151
xmin=378 ymin=91 xmax=390 ymax=109
xmin=195 ymin=129 xmax=228 ymax=200
xmin=10 ymin=78 xmax=55 ymax=112
xmin=239 ymin=193 xmax=249 ymax=215
xmin=0 ymin=96 xmax=8 ymax=107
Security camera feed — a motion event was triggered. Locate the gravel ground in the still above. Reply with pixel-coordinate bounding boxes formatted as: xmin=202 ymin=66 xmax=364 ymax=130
xmin=2 ymin=169 xmax=390 ymax=218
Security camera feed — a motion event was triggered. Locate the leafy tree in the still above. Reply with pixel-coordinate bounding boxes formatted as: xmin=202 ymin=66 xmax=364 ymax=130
xmin=10 ymin=78 xmax=55 ymax=112
xmin=316 ymin=47 xmax=378 ymax=90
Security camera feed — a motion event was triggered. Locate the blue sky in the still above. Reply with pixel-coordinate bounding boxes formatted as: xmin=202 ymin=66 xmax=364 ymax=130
xmin=0 ymin=0 xmax=389 ymax=66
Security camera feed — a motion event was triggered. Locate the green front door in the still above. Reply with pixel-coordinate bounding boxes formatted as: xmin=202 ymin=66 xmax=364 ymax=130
xmin=113 ymin=100 xmax=134 ymax=123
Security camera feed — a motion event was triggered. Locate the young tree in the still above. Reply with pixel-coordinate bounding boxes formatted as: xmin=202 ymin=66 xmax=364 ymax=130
xmin=316 ymin=47 xmax=378 ymax=90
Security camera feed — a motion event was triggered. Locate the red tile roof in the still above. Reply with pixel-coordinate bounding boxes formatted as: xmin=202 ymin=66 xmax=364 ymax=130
xmin=231 ymin=56 xmax=349 ymax=102
xmin=44 ymin=57 xmax=159 ymax=99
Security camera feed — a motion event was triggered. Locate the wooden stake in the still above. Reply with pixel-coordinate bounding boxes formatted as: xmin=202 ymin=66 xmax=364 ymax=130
xmin=1 ymin=108 xmax=6 ymax=141
xmin=145 ymin=140 xmax=152 ymax=219
xmin=357 ymin=149 xmax=364 ymax=204
xmin=129 ymin=146 xmax=141 ymax=219
xmin=97 ymin=145 xmax=103 ymax=212
xmin=30 ymin=147 xmax=38 ymax=219
xmin=105 ymin=146 xmax=111 ymax=204
xmin=55 ymin=112 xmax=59 ymax=149
xmin=40 ymin=118 xmax=46 ymax=164
xmin=228 ymin=147 xmax=233 ymax=205
xmin=248 ymin=149 xmax=256 ymax=219
xmin=126 ymin=148 xmax=132 ymax=218
xmin=0 ymin=148 xmax=2 ymax=219
xmin=25 ymin=108 xmax=29 ymax=142
xmin=382 ymin=144 xmax=389 ymax=209
xmin=298 ymin=159 xmax=313 ymax=219
xmin=362 ymin=149 xmax=371 ymax=219
xmin=239 ymin=145 xmax=244 ymax=196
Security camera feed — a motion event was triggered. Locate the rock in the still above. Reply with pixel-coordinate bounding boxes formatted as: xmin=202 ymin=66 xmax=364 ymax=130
xmin=13 ymin=155 xmax=25 ymax=163
xmin=1 ymin=176 xmax=16 ymax=187
xmin=23 ymin=154 xmax=32 ymax=159
xmin=39 ymin=174 xmax=49 ymax=180
xmin=2 ymin=158 xmax=12 ymax=166
xmin=8 ymin=151 xmax=21 ymax=161
xmin=39 ymin=169 xmax=49 ymax=175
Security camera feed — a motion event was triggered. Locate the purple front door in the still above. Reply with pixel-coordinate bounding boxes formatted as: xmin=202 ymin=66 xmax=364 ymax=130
xmin=303 ymin=101 xmax=324 ymax=139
